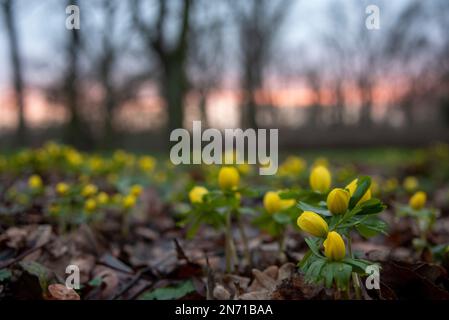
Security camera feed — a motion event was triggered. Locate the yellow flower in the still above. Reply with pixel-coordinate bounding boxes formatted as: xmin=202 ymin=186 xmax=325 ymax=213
xmin=346 ymin=179 xmax=371 ymax=205
xmin=97 ymin=192 xmax=109 ymax=205
xmin=122 ymin=194 xmax=137 ymax=209
xmin=324 ymin=231 xmax=346 ymax=261
xmin=263 ymin=191 xmax=295 ymax=214
xmin=403 ymin=176 xmax=419 ymax=193
xmin=82 ymin=184 xmax=98 ymax=197
xmin=130 ymin=184 xmax=143 ymax=197
xmin=309 ymin=166 xmax=331 ymax=193
xmin=409 ymin=191 xmax=427 ymax=210
xmin=327 ymin=188 xmax=350 ymax=215
xmin=139 ymin=156 xmax=156 ymax=172
xmin=297 ymin=211 xmax=329 ymax=237
xmin=28 ymin=174 xmax=43 ymax=190
xmin=278 ymin=156 xmax=306 ymax=176
xmin=189 ymin=186 xmax=208 ymax=204
xmin=218 ymin=166 xmax=240 ymax=190
xmin=263 ymin=191 xmax=282 ymax=214
xmin=56 ymin=182 xmax=70 ymax=196
xmin=84 ymin=198 xmax=97 ymax=212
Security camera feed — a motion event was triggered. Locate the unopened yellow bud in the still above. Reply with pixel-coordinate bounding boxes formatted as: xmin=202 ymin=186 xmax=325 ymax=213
xmin=28 ymin=175 xmax=43 ymax=190
xmin=84 ymin=198 xmax=97 ymax=212
xmin=189 ymin=186 xmax=208 ymax=204
xmin=309 ymin=166 xmax=331 ymax=193
xmin=56 ymin=182 xmax=70 ymax=196
xmin=403 ymin=176 xmax=419 ymax=193
xmin=263 ymin=191 xmax=282 ymax=214
xmin=82 ymin=184 xmax=98 ymax=197
xmin=97 ymin=192 xmax=109 ymax=205
xmin=345 ymin=179 xmax=371 ymax=205
xmin=409 ymin=191 xmax=427 ymax=210
xmin=130 ymin=184 xmax=143 ymax=197
xmin=327 ymin=188 xmax=350 ymax=215
xmin=324 ymin=231 xmax=346 ymax=261
xmin=122 ymin=194 xmax=137 ymax=209
xmin=218 ymin=166 xmax=240 ymax=190
xmin=297 ymin=211 xmax=329 ymax=238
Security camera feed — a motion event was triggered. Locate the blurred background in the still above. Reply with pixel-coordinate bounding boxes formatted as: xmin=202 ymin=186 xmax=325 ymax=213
xmin=0 ymin=0 xmax=448 ymax=151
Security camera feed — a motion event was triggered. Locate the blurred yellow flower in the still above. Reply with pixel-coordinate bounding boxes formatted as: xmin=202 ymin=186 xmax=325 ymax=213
xmin=324 ymin=231 xmax=346 ymax=261
xmin=82 ymin=184 xmax=98 ymax=197
xmin=28 ymin=175 xmax=43 ymax=190
xmin=297 ymin=211 xmax=329 ymax=237
xmin=122 ymin=194 xmax=137 ymax=209
xmin=346 ymin=178 xmax=371 ymax=205
xmin=218 ymin=166 xmax=240 ymax=190
xmin=84 ymin=198 xmax=97 ymax=212
xmin=263 ymin=191 xmax=282 ymax=214
xmin=97 ymin=192 xmax=109 ymax=205
xmin=409 ymin=191 xmax=427 ymax=210
xmin=309 ymin=166 xmax=331 ymax=193
xmin=263 ymin=191 xmax=295 ymax=214
xmin=327 ymin=188 xmax=350 ymax=215
xmin=130 ymin=184 xmax=143 ymax=197
xmin=278 ymin=156 xmax=306 ymax=177
xmin=403 ymin=176 xmax=419 ymax=193
xmin=56 ymin=182 xmax=70 ymax=196
xmin=138 ymin=156 xmax=156 ymax=172
xmin=189 ymin=186 xmax=208 ymax=204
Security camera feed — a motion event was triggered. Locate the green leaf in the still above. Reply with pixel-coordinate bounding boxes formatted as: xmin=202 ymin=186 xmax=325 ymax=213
xmin=19 ymin=261 xmax=50 ymax=290
xmin=0 ymin=268 xmax=12 ymax=282
xmin=273 ymin=212 xmax=291 ymax=224
xmin=348 ymin=176 xmax=371 ymax=209
xmin=298 ymin=202 xmax=332 ymax=216
xmin=356 ymin=216 xmax=388 ymax=238
xmin=332 ymin=262 xmax=352 ymax=290
xmin=88 ymin=276 xmax=103 ymax=287
xmin=139 ymin=280 xmax=196 ymax=300
xmin=305 ymin=237 xmax=323 ymax=257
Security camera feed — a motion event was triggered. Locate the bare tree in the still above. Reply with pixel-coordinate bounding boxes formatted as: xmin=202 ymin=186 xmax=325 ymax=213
xmin=188 ymin=1 xmax=225 ymax=128
xmin=231 ymin=0 xmax=290 ymax=129
xmin=1 ymin=0 xmax=26 ymax=144
xmin=132 ymin=0 xmax=193 ymax=136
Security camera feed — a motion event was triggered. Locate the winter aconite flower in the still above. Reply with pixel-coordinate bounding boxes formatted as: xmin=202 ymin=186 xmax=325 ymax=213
xmin=346 ymin=178 xmax=371 ymax=205
xmin=309 ymin=166 xmax=331 ymax=193
xmin=264 ymin=191 xmax=295 ymax=214
xmin=122 ymin=194 xmax=137 ymax=209
xmin=297 ymin=211 xmax=329 ymax=237
xmin=189 ymin=186 xmax=208 ymax=204
xmin=97 ymin=192 xmax=109 ymax=205
xmin=56 ymin=182 xmax=70 ymax=196
xmin=324 ymin=231 xmax=346 ymax=261
xmin=403 ymin=176 xmax=419 ymax=193
xmin=264 ymin=191 xmax=282 ymax=214
xmin=218 ymin=166 xmax=240 ymax=190
xmin=130 ymin=184 xmax=143 ymax=197
xmin=84 ymin=198 xmax=97 ymax=213
xmin=327 ymin=188 xmax=350 ymax=215
xmin=81 ymin=184 xmax=98 ymax=197
xmin=28 ymin=174 xmax=43 ymax=190
xmin=409 ymin=191 xmax=427 ymax=210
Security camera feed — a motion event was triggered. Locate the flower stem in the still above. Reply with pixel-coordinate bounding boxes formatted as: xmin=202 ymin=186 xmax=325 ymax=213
xmin=347 ymin=235 xmax=362 ymax=300
xmin=237 ymin=213 xmax=251 ymax=267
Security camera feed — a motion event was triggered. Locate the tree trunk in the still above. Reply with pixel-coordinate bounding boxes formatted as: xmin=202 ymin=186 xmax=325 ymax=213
xmin=2 ymin=0 xmax=26 ymax=145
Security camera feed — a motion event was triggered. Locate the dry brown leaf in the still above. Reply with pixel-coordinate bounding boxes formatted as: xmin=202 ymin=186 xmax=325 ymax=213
xmin=47 ymin=284 xmax=80 ymax=300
